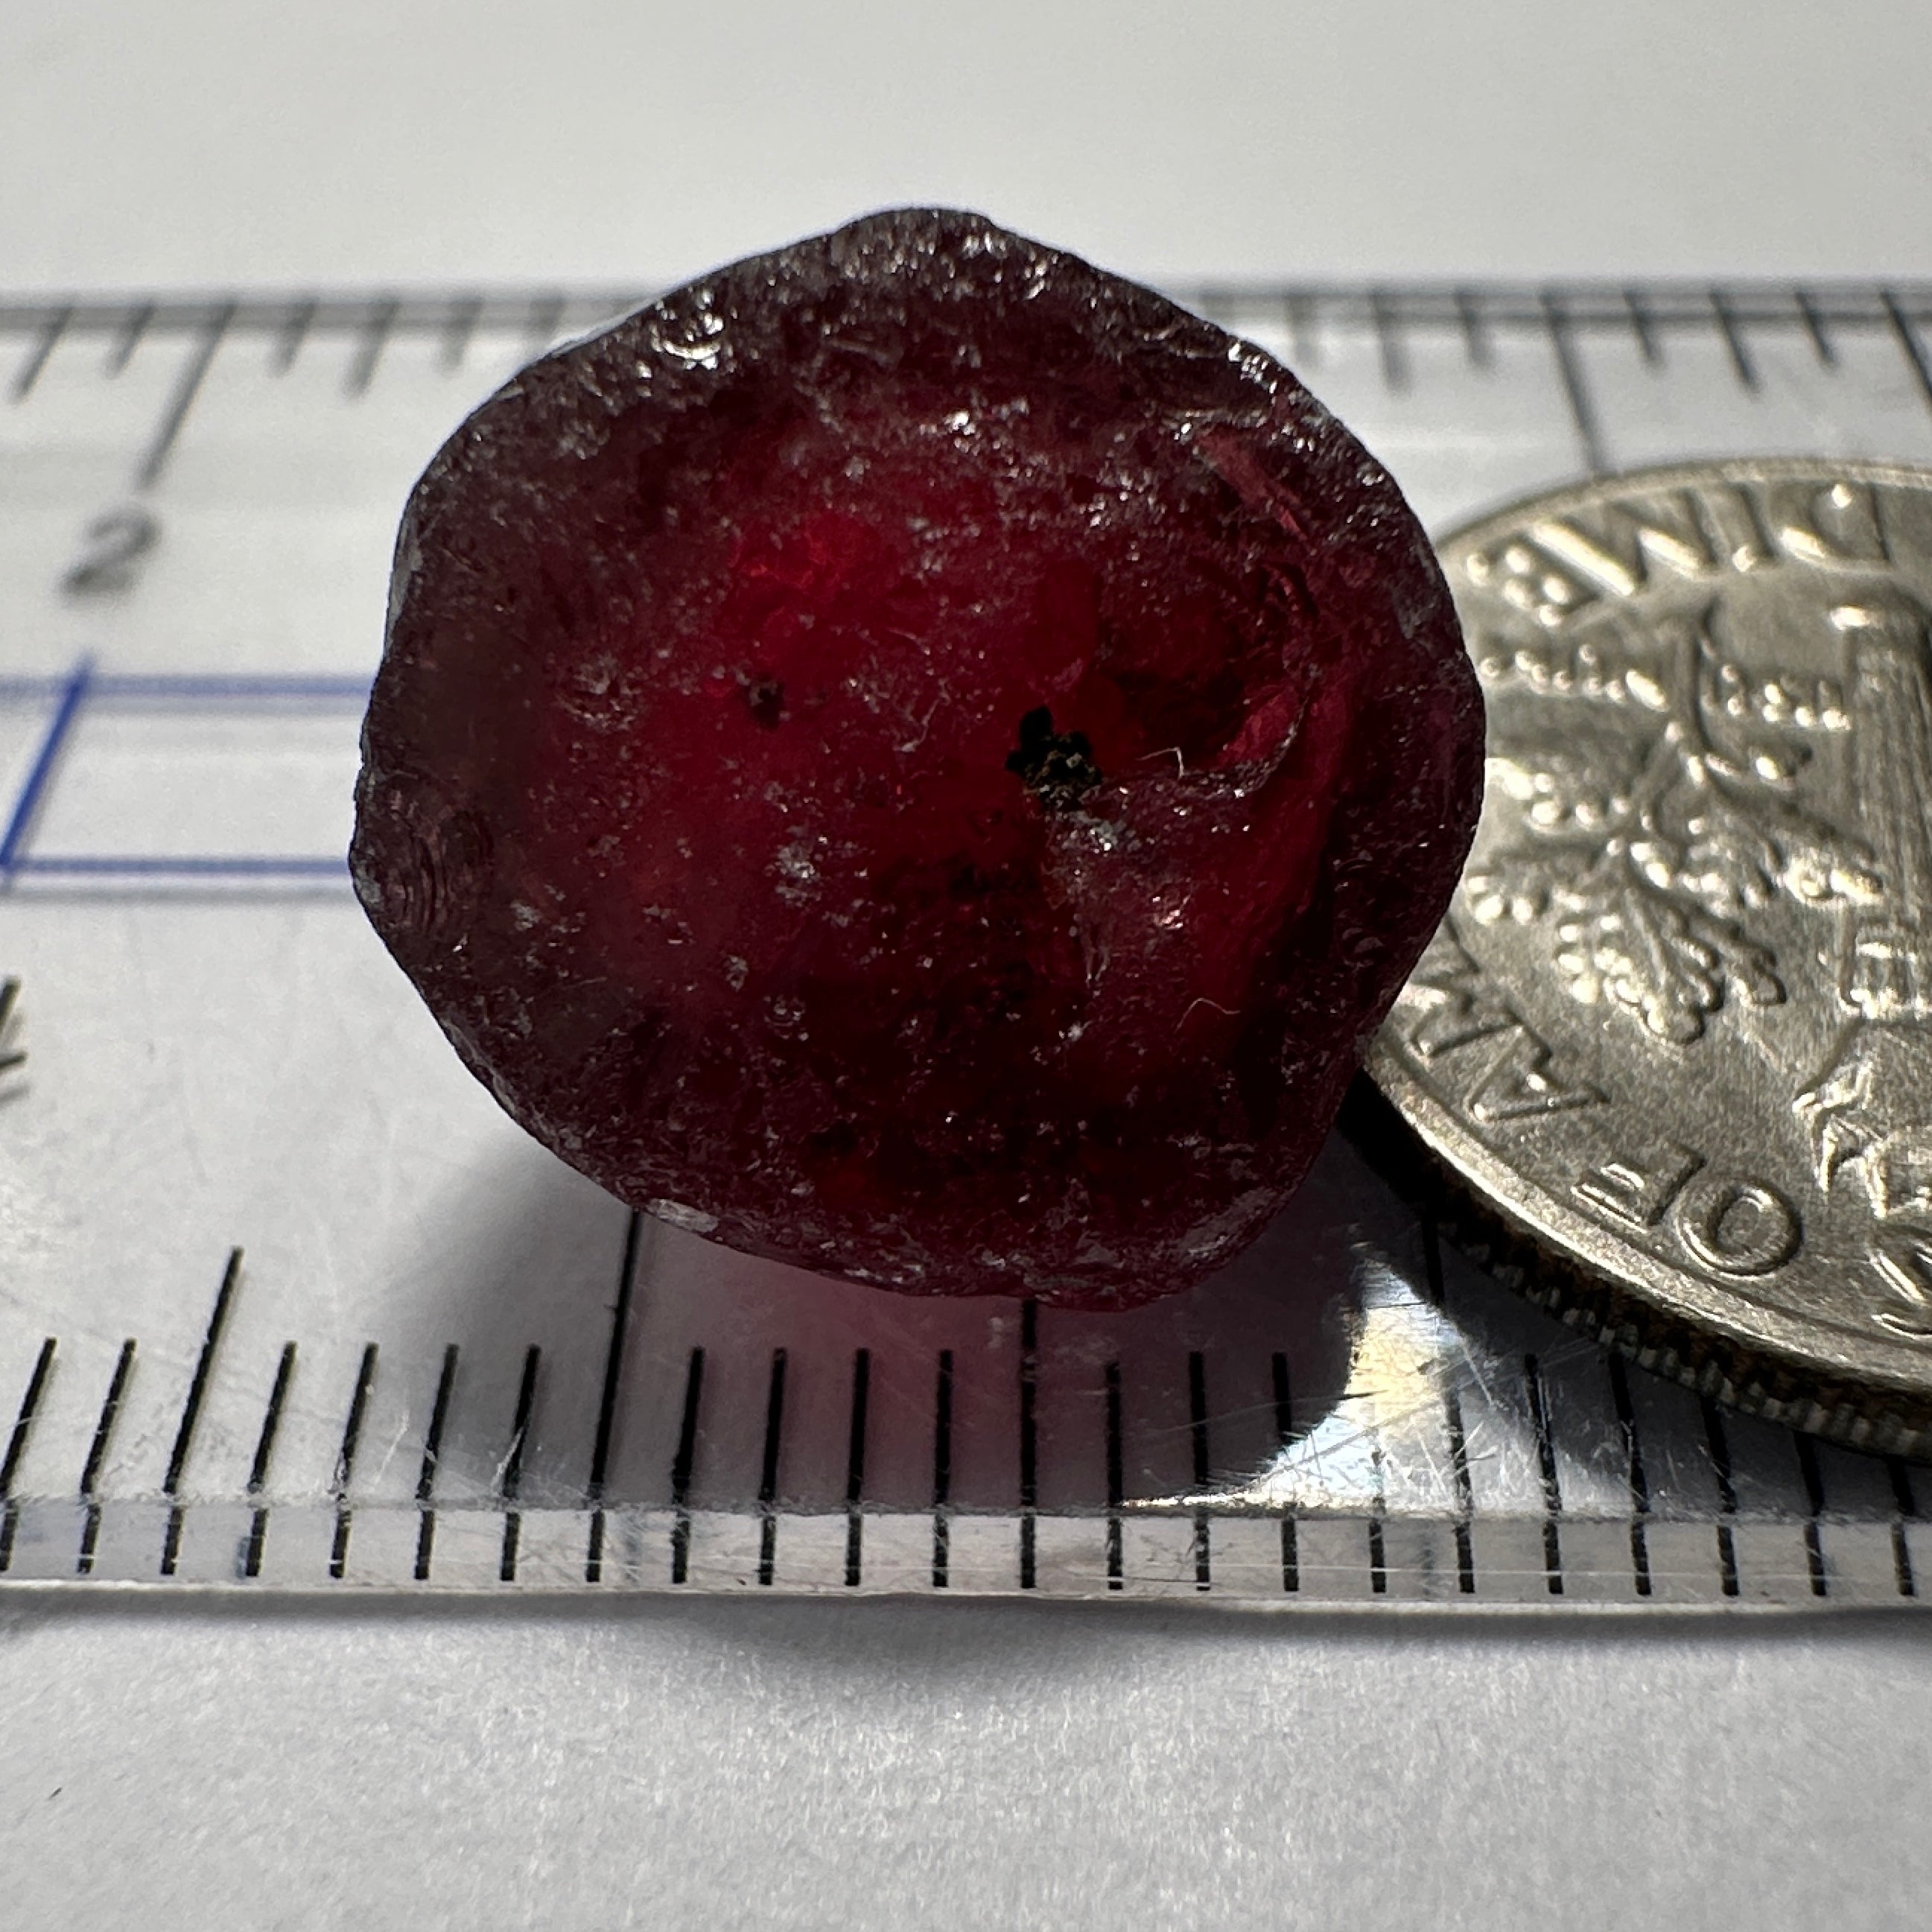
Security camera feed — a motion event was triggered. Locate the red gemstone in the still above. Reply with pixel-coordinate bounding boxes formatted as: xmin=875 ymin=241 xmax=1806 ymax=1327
xmin=352 ymin=209 xmax=1482 ymax=1308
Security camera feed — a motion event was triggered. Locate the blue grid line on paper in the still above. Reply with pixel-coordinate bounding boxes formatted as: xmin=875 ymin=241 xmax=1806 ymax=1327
xmin=0 ymin=661 xmax=369 ymax=886
xmin=0 ymin=674 xmax=374 ymax=702
xmin=14 ymin=856 xmax=349 ymax=877
xmin=0 ymin=657 xmax=95 ymax=875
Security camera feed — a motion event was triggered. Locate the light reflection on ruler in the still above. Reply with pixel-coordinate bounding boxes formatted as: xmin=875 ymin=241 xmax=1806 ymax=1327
xmin=3 ymin=279 xmax=1932 ymax=1606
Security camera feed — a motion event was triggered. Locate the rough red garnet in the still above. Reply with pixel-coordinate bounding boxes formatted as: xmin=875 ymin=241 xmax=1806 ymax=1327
xmin=352 ymin=209 xmax=1482 ymax=1308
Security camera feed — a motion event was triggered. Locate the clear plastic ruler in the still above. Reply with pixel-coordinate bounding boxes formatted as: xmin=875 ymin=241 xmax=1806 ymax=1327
xmin=4 ymin=281 xmax=1932 ymax=1609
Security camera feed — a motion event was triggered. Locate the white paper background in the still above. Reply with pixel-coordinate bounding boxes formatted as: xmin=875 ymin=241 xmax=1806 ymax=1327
xmin=4 ymin=0 xmax=1932 ymax=291
xmin=4 ymin=4 xmax=1932 ymax=1927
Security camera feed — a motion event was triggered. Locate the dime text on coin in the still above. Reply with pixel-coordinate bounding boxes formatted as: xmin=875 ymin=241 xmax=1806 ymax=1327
xmin=1370 ymin=460 xmax=1932 ymax=1453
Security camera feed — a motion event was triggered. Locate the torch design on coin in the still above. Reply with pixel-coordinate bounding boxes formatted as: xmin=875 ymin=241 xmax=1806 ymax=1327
xmin=1371 ymin=461 xmax=1932 ymax=1449
xmin=1796 ymin=596 xmax=1932 ymax=1321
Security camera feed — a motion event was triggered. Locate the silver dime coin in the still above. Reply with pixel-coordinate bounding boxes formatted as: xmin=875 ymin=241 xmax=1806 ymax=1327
xmin=1369 ymin=459 xmax=1932 ymax=1455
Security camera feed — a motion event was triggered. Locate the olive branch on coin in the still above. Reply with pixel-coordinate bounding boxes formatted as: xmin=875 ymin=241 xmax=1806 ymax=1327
xmin=1466 ymin=605 xmax=1881 ymax=1045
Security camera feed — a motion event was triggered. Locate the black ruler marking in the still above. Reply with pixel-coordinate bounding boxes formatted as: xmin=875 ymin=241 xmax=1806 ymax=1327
xmin=1103 ymin=1359 xmax=1124 ymax=1592
xmin=1794 ymin=287 xmax=1837 ymax=367
xmin=930 ymin=1349 xmax=953 ymax=1589
xmin=1883 ymin=288 xmax=1932 ymax=418
xmin=1270 ymin=1352 xmax=1297 ymax=1594
xmin=270 ymin=298 xmax=317 ymax=375
xmin=440 ymin=294 xmax=483 ymax=372
xmin=842 ymin=1348 xmax=871 ymax=1588
xmin=0 ymin=976 xmax=21 ymax=1075
xmin=242 ymin=1341 xmax=296 ymax=1579
xmin=1283 ymin=292 xmax=1317 ymax=368
xmin=0 ymin=1338 xmax=56 ymax=1497
xmin=343 ymin=296 xmax=401 ymax=399
xmin=160 ymin=1247 xmax=243 ymax=1577
xmin=1888 ymin=1456 xmax=1918 ymax=1599
xmin=0 ymin=1338 xmax=57 ymax=1574
xmin=1431 ymin=1210 xmax=1475 ymax=1588
xmin=755 ymin=1348 xmax=787 ymax=1588
xmin=1441 ymin=1380 xmax=1476 ymax=1596
xmin=1541 ymin=289 xmax=1608 ymax=475
xmin=1794 ymin=1433 xmax=1829 ymax=1600
xmin=134 ymin=302 xmax=233 ymax=490
xmin=1017 ymin=1300 xmax=1039 ymax=1590
xmin=584 ymin=1210 xmax=644 ymax=1583
xmin=76 ymin=1340 xmax=136 ymax=1576
xmin=328 ymin=1343 xmax=379 ymax=1580
xmin=668 ymin=1347 xmax=705 ymax=1586
xmin=103 ymin=302 xmax=152 ymax=377
xmin=1607 ymin=1355 xmax=1653 ymax=1599
xmin=1186 ymin=1350 xmax=1212 ymax=1592
xmin=1523 ymin=1353 xmax=1564 ymax=1597
xmin=1368 ymin=286 xmax=1408 ymax=392
xmin=1452 ymin=287 xmax=1490 ymax=369
xmin=1624 ymin=286 xmax=1662 ymax=366
xmin=1420 ymin=1209 xmax=1447 ymax=1311
xmin=412 ymin=1344 xmax=460 ymax=1583
xmin=1702 ymin=1397 xmax=1741 ymax=1599
xmin=497 ymin=1346 xmax=541 ymax=1583
xmin=524 ymin=293 xmax=567 ymax=360
xmin=1710 ymin=288 xmax=1759 ymax=391
xmin=1367 ymin=1453 xmax=1388 ymax=1597
xmin=9 ymin=305 xmax=69 ymax=401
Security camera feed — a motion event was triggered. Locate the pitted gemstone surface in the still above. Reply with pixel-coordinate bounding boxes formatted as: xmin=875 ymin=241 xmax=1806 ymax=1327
xmin=352 ymin=209 xmax=1483 ymax=1307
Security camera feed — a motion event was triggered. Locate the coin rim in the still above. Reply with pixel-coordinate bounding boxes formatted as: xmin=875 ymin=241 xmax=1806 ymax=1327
xmin=1370 ymin=455 xmax=1932 ymax=1454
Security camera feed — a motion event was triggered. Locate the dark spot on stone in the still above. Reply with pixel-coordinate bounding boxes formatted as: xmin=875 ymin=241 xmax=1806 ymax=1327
xmin=804 ymin=1118 xmax=860 ymax=1164
xmin=746 ymin=676 xmax=785 ymax=728
xmin=1005 ymin=705 xmax=1102 ymax=812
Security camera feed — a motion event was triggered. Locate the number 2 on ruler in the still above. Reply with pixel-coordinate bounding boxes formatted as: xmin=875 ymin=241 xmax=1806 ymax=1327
xmin=63 ymin=506 xmax=160 ymax=595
